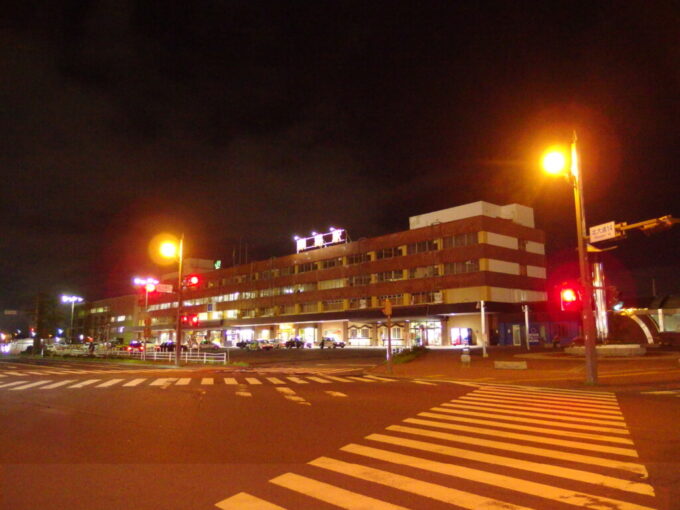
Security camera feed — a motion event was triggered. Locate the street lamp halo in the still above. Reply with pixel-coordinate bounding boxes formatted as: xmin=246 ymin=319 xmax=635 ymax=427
xmin=159 ymin=241 xmax=179 ymax=259
xmin=541 ymin=145 xmax=568 ymax=176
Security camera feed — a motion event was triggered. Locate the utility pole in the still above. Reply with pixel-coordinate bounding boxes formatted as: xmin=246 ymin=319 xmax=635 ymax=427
xmin=382 ymin=299 xmax=393 ymax=374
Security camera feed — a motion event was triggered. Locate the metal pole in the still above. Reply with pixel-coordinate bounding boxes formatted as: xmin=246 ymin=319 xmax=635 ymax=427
xmin=480 ymin=300 xmax=488 ymax=357
xmin=70 ymin=301 xmax=75 ymax=344
xmin=571 ymin=132 xmax=598 ymax=384
xmin=523 ymin=304 xmax=530 ymax=351
xmin=386 ymin=315 xmax=393 ymax=374
xmin=175 ymin=234 xmax=184 ymax=368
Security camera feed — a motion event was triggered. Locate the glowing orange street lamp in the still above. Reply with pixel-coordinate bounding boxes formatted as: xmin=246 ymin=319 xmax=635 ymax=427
xmin=542 ymin=132 xmax=598 ymax=384
xmin=158 ymin=235 xmax=184 ymax=367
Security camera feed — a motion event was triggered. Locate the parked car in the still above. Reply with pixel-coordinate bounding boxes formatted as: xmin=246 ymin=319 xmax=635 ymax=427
xmin=157 ymin=341 xmax=188 ymax=352
xmin=319 ymin=337 xmax=345 ymax=349
xmin=285 ymin=338 xmax=305 ymax=349
xmin=259 ymin=340 xmax=276 ymax=351
xmin=126 ymin=341 xmax=145 ymax=352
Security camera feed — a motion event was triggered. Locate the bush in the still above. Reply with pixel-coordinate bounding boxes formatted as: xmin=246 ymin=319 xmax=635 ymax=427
xmin=392 ymin=346 xmax=428 ymax=364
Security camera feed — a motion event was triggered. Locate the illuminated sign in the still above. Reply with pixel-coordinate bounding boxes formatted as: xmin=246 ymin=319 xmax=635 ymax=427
xmin=294 ymin=228 xmax=347 ymax=253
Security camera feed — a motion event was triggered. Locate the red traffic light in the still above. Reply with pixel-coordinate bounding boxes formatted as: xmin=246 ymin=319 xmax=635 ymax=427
xmin=559 ymin=284 xmax=582 ymax=311
xmin=190 ymin=315 xmax=199 ymax=327
xmin=185 ymin=275 xmax=200 ymax=287
xmin=181 ymin=314 xmax=199 ymax=327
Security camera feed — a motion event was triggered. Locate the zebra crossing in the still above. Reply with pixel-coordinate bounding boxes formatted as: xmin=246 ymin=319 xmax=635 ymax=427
xmin=216 ymin=383 xmax=656 ymax=510
xmin=0 ymin=364 xmax=160 ymax=377
xmin=0 ymin=374 xmax=403 ymax=392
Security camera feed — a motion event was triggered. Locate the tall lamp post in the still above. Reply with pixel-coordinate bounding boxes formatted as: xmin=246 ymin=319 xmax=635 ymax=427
xmin=61 ymin=295 xmax=84 ymax=344
xmin=159 ymin=235 xmax=184 ymax=367
xmin=132 ymin=277 xmax=159 ymax=358
xmin=542 ymin=131 xmax=598 ymax=384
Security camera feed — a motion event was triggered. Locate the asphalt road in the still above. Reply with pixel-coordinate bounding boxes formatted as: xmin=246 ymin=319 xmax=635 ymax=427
xmin=1 ymin=357 xmax=678 ymax=509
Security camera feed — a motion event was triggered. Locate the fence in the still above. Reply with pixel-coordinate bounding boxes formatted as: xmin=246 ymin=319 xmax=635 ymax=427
xmin=40 ymin=345 xmax=227 ymax=364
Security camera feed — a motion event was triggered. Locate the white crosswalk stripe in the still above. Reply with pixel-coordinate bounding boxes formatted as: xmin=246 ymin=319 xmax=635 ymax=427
xmin=41 ymin=380 xmax=77 ymax=389
xmin=10 ymin=380 xmax=53 ymax=391
xmin=214 ymin=384 xmax=656 ymax=509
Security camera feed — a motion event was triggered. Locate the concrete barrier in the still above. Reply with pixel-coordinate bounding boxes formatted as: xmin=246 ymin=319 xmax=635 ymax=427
xmin=493 ymin=360 xmax=528 ymax=370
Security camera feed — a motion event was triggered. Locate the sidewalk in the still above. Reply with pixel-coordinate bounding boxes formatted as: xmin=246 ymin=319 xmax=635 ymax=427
xmin=368 ymin=345 xmax=680 ymax=392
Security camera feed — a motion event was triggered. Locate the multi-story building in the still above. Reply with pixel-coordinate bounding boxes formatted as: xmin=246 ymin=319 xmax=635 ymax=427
xmin=74 ymin=294 xmax=141 ymax=345
xmin=143 ymin=201 xmax=548 ymax=348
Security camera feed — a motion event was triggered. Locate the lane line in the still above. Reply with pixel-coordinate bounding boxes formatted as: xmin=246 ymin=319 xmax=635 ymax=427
xmin=387 ymin=424 xmax=648 ymax=476
xmin=306 ymin=376 xmax=331 ymax=384
xmin=323 ymin=376 xmax=351 ymax=383
xmin=0 ymin=381 xmax=28 ymax=389
xmin=347 ymin=376 xmax=376 ymax=383
xmin=309 ymin=456 xmax=532 ymax=510
xmin=364 ymin=375 xmax=395 ymax=382
xmin=473 ymin=389 xmax=620 ymax=408
xmin=412 ymin=380 xmax=437 ymax=385
xmin=417 ymin=411 xmax=633 ymax=445
xmin=430 ymin=406 xmax=630 ymax=435
xmin=276 ymin=387 xmax=296 ymax=395
xmin=95 ymin=379 xmax=124 ymax=388
xmin=123 ymin=378 xmax=147 ymax=387
xmin=10 ymin=380 xmax=53 ymax=391
xmin=270 ymin=472 xmax=408 ymax=509
xmin=216 ymin=492 xmax=286 ymax=510
xmin=366 ymin=433 xmax=654 ymax=496
xmin=41 ymin=380 xmax=77 ymax=389
xmin=441 ymin=401 xmax=627 ymax=426
xmin=325 ymin=391 xmax=347 ymax=398
xmin=341 ymin=443 xmax=655 ymax=510
xmin=476 ymin=383 xmax=617 ymax=399
xmin=68 ymin=379 xmax=101 ymax=388
xmin=403 ymin=418 xmax=639 ymax=457
xmin=459 ymin=395 xmax=623 ymax=416
xmin=149 ymin=378 xmax=178 ymax=386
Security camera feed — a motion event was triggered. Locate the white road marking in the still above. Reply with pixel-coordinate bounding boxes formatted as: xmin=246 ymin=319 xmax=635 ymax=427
xmin=41 ymin=380 xmax=77 ymax=389
xmin=404 ymin=417 xmax=638 ymax=457
xmin=286 ymin=377 xmax=308 ymax=384
xmin=201 ymin=378 xmax=214 ymax=385
xmin=477 ymin=383 xmax=617 ymax=399
xmin=175 ymin=378 xmax=191 ymax=385
xmin=68 ymin=379 xmax=101 ymax=388
xmin=265 ymin=377 xmax=285 ymax=384
xmin=215 ymin=492 xmax=286 ymax=510
xmin=412 ymin=380 xmax=437 ymax=385
xmin=340 ymin=443 xmax=655 ymax=510
xmin=305 ymin=376 xmax=331 ymax=384
xmin=475 ymin=388 xmax=620 ymax=408
xmin=309 ymin=456 xmax=532 ymax=510
xmin=10 ymin=380 xmax=52 ymax=391
xmin=149 ymin=378 xmax=178 ymax=386
xmin=0 ymin=381 xmax=28 ymax=389
xmin=223 ymin=378 xmax=238 ymax=385
xmin=364 ymin=375 xmax=395 ymax=382
xmin=95 ymin=379 xmax=124 ymax=388
xmin=459 ymin=394 xmax=623 ymax=416
xmin=235 ymin=391 xmax=252 ymax=398
xmin=271 ymin=472 xmax=408 ymax=509
xmin=245 ymin=377 xmax=261 ymax=385
xmin=387 ymin=424 xmax=648 ymax=476
xmin=323 ymin=376 xmax=351 ymax=382
xmin=276 ymin=387 xmax=296 ymax=395
xmin=325 ymin=391 xmax=347 ymax=398
xmin=442 ymin=401 xmax=627 ymax=426
xmin=366 ymin=433 xmax=654 ymax=496
xmin=430 ymin=406 xmax=630 ymax=434
xmin=347 ymin=376 xmax=375 ymax=382
xmin=123 ymin=378 xmax=147 ymax=387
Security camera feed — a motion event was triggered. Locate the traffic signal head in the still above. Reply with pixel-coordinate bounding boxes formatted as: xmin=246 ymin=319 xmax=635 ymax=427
xmin=559 ymin=285 xmax=581 ymax=311
xmin=190 ymin=315 xmax=199 ymax=327
xmin=185 ymin=275 xmax=200 ymax=287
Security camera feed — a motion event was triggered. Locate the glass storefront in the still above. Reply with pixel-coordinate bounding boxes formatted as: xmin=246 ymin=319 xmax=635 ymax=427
xmin=410 ymin=321 xmax=442 ymax=346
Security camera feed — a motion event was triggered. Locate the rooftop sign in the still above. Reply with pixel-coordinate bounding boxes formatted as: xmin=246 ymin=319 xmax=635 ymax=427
xmin=294 ymin=228 xmax=347 ymax=253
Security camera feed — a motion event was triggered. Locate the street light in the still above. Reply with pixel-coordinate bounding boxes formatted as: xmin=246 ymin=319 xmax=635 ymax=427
xmin=542 ymin=131 xmax=599 ymax=384
xmin=158 ymin=235 xmax=184 ymax=367
xmin=61 ymin=295 xmax=84 ymax=344
xmin=132 ymin=277 xmax=159 ymax=356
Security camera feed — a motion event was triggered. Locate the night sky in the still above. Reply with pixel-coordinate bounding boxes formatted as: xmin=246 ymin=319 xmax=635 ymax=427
xmin=1 ymin=1 xmax=678 ymax=322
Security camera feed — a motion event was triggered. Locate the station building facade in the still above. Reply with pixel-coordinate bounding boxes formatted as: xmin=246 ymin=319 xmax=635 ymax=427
xmin=141 ymin=201 xmax=548 ymax=348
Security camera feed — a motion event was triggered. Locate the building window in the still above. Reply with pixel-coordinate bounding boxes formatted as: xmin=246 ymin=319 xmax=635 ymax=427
xmin=349 ymin=297 xmax=370 ymax=309
xmin=322 ymin=299 xmax=343 ymax=311
xmin=260 ymin=307 xmax=274 ymax=316
xmin=347 ymin=253 xmax=370 ymax=265
xmin=444 ymin=260 xmax=479 ymax=274
xmin=409 ymin=265 xmax=439 ymax=279
xmin=376 ymin=270 xmax=404 ymax=282
xmin=301 ymin=301 xmax=317 ymax=313
xmin=348 ymin=274 xmax=371 ymax=287
xmin=318 ymin=278 xmax=345 ymax=290
xmin=443 ymin=232 xmax=478 ymax=248
xmin=321 ymin=257 xmax=343 ymax=269
xmin=411 ymin=291 xmax=441 ymax=304
xmin=378 ymin=294 xmax=403 ymax=306
xmin=407 ymin=240 xmax=437 ymax=255
xmin=376 ymin=246 xmax=403 ymax=259
xmin=241 ymin=309 xmax=255 ymax=318
xmin=391 ymin=326 xmax=402 ymax=339
xmin=279 ymin=305 xmax=295 ymax=315
xmin=361 ymin=327 xmax=370 ymax=338
xmin=297 ymin=262 xmax=315 ymax=273
xmin=280 ymin=266 xmax=293 ymax=276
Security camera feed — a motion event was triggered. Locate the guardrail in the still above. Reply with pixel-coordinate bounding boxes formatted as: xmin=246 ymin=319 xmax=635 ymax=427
xmin=118 ymin=350 xmax=227 ymax=364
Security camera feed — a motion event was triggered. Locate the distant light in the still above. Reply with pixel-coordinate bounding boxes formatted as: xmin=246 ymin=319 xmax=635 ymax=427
xmin=61 ymin=294 xmax=84 ymax=304
xmin=57 ymin=329 xmax=64 ymax=335
xmin=159 ymin=241 xmax=178 ymax=259
xmin=133 ymin=277 xmax=159 ymax=286
xmin=294 ymin=235 xmax=300 ymax=241
xmin=79 ymin=334 xmax=84 ymax=340
xmin=145 ymin=283 xmax=156 ymax=293
xmin=613 ymin=302 xmax=624 ymax=311
xmin=542 ymin=147 xmax=568 ymax=176
xmin=329 ymin=227 xmax=335 ymax=231
xmin=311 ymin=231 xmax=317 ymax=236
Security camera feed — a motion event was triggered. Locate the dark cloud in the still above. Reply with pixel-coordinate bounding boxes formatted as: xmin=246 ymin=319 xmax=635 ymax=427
xmin=1 ymin=0 xmax=678 ymax=317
